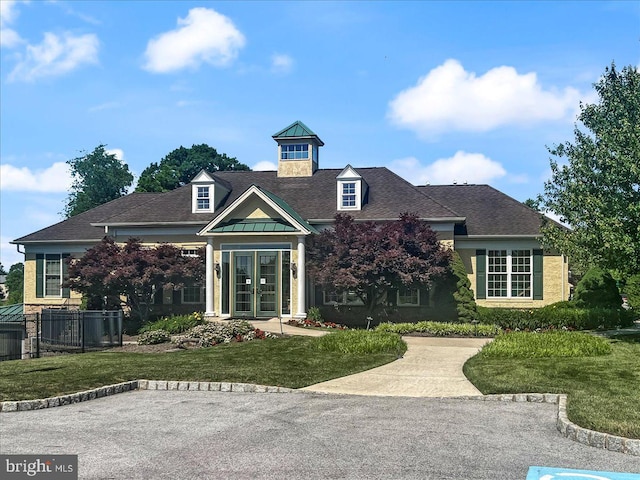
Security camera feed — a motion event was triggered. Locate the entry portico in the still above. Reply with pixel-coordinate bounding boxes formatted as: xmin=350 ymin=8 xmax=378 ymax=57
xmin=198 ymin=184 xmax=317 ymax=319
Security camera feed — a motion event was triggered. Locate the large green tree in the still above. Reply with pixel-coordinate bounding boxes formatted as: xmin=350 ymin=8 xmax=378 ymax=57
xmin=64 ymin=145 xmax=134 ymax=217
xmin=4 ymin=263 xmax=24 ymax=305
xmin=136 ymin=144 xmax=250 ymax=192
xmin=540 ymin=63 xmax=640 ymax=277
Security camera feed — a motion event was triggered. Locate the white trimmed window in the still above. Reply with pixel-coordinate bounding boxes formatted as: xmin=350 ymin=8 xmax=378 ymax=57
xmin=488 ymin=249 xmax=532 ymax=298
xmin=181 ymin=249 xmax=199 ymax=257
xmin=397 ymin=287 xmax=420 ymax=307
xmin=337 ymin=180 xmax=362 ymax=211
xmin=45 ymin=254 xmax=63 ymax=297
xmin=182 ymin=286 xmax=203 ymax=304
xmin=281 ymin=144 xmax=309 ymax=160
xmin=197 ymin=186 xmax=210 ymax=210
xmin=323 ymin=290 xmax=364 ymax=305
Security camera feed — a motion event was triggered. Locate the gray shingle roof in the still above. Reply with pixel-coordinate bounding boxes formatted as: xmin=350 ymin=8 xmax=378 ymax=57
xmin=15 ymin=171 xmax=545 ymax=244
xmin=419 ymin=184 xmax=546 ymax=236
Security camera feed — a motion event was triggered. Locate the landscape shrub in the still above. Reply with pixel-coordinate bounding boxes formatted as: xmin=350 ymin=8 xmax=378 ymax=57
xmin=171 ymin=320 xmax=272 ymax=347
xmin=137 ymin=329 xmax=171 ymax=345
xmin=624 ymin=273 xmax=640 ymax=310
xmin=139 ymin=312 xmax=205 ymax=335
xmin=477 ymin=303 xmax=633 ymax=331
xmin=376 ymin=321 xmax=500 ymax=337
xmin=307 ymin=306 xmax=323 ymax=323
xmin=315 ymin=330 xmax=407 ymax=356
xmin=572 ymin=267 xmax=621 ymax=308
xmin=479 ymin=331 xmax=612 ymax=358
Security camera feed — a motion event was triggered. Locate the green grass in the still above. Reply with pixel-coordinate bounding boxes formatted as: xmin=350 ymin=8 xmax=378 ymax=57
xmin=479 ymin=331 xmax=612 ymax=358
xmin=376 ymin=321 xmax=500 ymax=337
xmin=139 ymin=313 xmax=204 ymax=335
xmin=464 ymin=332 xmax=640 ymax=438
xmin=0 ymin=336 xmax=400 ymax=402
xmin=316 ymin=330 xmax=407 ymax=355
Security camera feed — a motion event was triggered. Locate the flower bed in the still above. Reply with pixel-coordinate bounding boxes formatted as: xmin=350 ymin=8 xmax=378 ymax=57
xmin=171 ymin=320 xmax=276 ymax=348
xmin=287 ymin=318 xmax=348 ymax=330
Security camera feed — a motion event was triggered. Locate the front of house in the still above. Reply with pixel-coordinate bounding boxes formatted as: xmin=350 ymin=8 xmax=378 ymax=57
xmin=12 ymin=121 xmax=570 ymax=320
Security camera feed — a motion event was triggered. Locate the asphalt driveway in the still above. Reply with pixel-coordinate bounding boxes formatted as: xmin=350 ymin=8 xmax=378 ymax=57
xmin=1 ymin=390 xmax=638 ymax=479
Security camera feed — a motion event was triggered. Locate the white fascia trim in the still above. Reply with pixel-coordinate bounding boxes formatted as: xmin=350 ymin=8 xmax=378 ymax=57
xmin=91 ymin=221 xmax=208 ymax=227
xmin=11 ymin=239 xmax=104 ymax=245
xmin=461 ymin=235 xmax=541 ymax=239
xmin=308 ymin=217 xmax=466 ymax=223
xmin=197 ymin=186 xmax=312 ymax=236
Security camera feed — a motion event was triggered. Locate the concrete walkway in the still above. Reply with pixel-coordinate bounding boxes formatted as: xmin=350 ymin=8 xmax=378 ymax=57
xmin=250 ymin=318 xmax=491 ymax=397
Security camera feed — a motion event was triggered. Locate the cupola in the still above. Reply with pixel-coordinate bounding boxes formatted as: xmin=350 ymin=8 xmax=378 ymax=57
xmin=272 ymin=120 xmax=324 ymax=177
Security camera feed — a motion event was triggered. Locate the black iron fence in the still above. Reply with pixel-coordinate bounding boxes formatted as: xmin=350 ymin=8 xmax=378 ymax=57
xmin=0 ymin=310 xmax=123 ymax=361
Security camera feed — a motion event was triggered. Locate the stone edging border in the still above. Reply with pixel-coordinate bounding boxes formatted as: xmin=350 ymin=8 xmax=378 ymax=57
xmin=1 ymin=384 xmax=638 ymax=456
xmin=458 ymin=393 xmax=640 ymax=456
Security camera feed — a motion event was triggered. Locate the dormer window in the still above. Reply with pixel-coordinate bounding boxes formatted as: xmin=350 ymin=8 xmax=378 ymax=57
xmin=197 ymin=186 xmax=210 ymax=210
xmin=191 ymin=170 xmax=230 ymax=214
xmin=281 ymin=144 xmax=309 ymax=160
xmin=341 ymin=182 xmax=357 ymax=208
xmin=337 ymin=165 xmax=367 ymax=211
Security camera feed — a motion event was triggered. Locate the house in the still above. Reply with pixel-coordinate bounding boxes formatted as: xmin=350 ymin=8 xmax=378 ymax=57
xmin=12 ymin=121 xmax=569 ymax=321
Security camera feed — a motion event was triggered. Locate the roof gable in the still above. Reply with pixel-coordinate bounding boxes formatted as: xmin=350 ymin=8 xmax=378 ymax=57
xmin=336 ymin=165 xmax=362 ymax=180
xmin=198 ymin=184 xmax=317 ymax=236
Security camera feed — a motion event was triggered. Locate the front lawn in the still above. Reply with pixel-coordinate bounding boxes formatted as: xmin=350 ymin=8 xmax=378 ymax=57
xmin=0 ymin=335 xmax=403 ymax=402
xmin=464 ymin=331 xmax=640 ymax=438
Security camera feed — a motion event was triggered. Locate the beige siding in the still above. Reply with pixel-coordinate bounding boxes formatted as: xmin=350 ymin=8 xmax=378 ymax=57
xmin=277 ymin=160 xmax=313 ymax=177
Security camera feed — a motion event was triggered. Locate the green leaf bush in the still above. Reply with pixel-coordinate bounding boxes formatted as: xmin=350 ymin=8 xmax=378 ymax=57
xmin=139 ymin=312 xmax=205 ymax=335
xmin=479 ymin=331 xmax=612 ymax=358
xmin=477 ymin=302 xmax=633 ymax=331
xmin=376 ymin=321 xmax=500 ymax=337
xmin=573 ymin=267 xmax=621 ymax=308
xmin=315 ymin=330 xmax=407 ymax=356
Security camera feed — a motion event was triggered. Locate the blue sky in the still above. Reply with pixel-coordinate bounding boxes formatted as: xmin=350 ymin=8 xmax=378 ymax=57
xmin=1 ymin=0 xmax=638 ymax=268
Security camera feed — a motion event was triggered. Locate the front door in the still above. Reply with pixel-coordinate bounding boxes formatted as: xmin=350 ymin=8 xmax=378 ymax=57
xmin=233 ymin=252 xmax=279 ymax=318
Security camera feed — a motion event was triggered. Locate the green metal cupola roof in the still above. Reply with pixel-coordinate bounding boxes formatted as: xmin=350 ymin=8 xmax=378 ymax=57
xmin=272 ymin=120 xmax=324 ymax=146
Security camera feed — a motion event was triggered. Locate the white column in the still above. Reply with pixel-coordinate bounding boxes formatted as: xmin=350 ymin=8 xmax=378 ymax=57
xmin=205 ymin=238 xmax=215 ymax=317
xmin=296 ymin=235 xmax=306 ymax=318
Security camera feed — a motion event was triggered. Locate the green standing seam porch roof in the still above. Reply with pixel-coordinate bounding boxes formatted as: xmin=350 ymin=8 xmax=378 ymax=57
xmin=210 ymin=219 xmax=298 ymax=233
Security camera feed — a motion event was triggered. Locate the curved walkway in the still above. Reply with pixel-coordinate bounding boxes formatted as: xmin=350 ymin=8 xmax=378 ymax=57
xmin=251 ymin=318 xmax=491 ymax=397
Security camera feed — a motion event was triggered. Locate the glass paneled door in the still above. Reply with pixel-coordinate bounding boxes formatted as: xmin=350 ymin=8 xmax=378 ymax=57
xmin=257 ymin=252 xmax=278 ymax=317
xmin=232 ymin=251 xmax=279 ymax=318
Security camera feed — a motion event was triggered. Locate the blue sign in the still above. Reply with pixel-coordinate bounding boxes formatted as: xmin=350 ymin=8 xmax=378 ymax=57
xmin=527 ymin=466 xmax=640 ymax=480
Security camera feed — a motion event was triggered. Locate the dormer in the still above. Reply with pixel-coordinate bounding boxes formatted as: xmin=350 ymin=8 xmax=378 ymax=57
xmin=191 ymin=170 xmax=231 ymax=214
xmin=337 ymin=165 xmax=367 ymax=211
xmin=273 ymin=120 xmax=324 ymax=177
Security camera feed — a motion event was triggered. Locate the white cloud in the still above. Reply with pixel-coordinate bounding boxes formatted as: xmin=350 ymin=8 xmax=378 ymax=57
xmin=8 ymin=32 xmax=99 ymax=82
xmin=0 ymin=236 xmax=24 ymax=269
xmin=105 ymin=148 xmax=124 ymax=160
xmin=271 ymin=53 xmax=293 ymax=74
xmin=0 ymin=162 xmax=72 ymax=192
xmin=143 ymin=7 xmax=245 ymax=73
xmin=390 ymin=152 xmax=507 ymax=185
xmin=388 ymin=59 xmax=582 ymax=137
xmin=0 ymin=0 xmax=25 ymax=48
xmin=252 ymin=161 xmax=277 ymax=171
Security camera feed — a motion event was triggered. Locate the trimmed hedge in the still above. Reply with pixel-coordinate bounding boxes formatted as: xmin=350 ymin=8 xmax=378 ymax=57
xmin=376 ymin=321 xmax=500 ymax=337
xmin=477 ymin=302 xmax=634 ymax=331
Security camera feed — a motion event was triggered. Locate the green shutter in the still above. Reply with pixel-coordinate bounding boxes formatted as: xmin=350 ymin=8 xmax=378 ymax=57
xmin=36 ymin=254 xmax=44 ymax=298
xmin=533 ymin=249 xmax=543 ymax=300
xmin=476 ymin=250 xmax=486 ymax=300
xmin=173 ymin=289 xmax=182 ymax=305
xmin=62 ymin=254 xmax=70 ymax=298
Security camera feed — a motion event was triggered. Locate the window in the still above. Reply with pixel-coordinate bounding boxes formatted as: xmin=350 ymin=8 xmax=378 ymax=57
xmin=487 ymin=249 xmax=531 ymax=298
xmin=281 ymin=144 xmax=309 ymax=160
xmin=182 ymin=286 xmax=203 ymax=304
xmin=341 ymin=182 xmax=357 ymax=208
xmin=397 ymin=287 xmax=420 ymax=306
xmin=323 ymin=290 xmax=363 ymax=305
xmin=196 ymin=186 xmax=210 ymax=210
xmin=45 ymin=254 xmax=63 ymax=297
xmin=181 ymin=249 xmax=199 ymax=257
